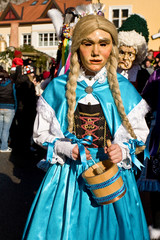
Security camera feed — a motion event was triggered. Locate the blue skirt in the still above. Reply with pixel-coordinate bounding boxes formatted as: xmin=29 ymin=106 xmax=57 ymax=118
xmin=22 ymin=148 xmax=150 ymax=240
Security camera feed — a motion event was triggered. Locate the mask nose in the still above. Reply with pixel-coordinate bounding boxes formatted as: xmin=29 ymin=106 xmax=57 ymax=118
xmin=91 ymin=44 xmax=99 ymax=57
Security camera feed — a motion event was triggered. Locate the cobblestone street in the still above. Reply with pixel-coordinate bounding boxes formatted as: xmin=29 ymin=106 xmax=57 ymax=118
xmin=0 ymin=149 xmax=159 ymax=240
xmin=0 ymin=150 xmax=45 ymax=240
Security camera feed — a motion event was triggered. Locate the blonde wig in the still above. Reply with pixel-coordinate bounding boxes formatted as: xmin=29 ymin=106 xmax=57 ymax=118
xmin=66 ymin=14 xmax=144 ymax=154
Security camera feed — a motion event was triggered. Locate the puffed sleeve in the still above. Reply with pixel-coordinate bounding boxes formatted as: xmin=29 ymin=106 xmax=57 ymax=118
xmin=113 ymin=98 xmax=150 ymax=169
xmin=33 ymin=96 xmax=76 ymax=165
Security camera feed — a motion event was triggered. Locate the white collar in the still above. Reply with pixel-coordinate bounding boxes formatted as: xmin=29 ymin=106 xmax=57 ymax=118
xmin=77 ymin=67 xmax=107 ymax=84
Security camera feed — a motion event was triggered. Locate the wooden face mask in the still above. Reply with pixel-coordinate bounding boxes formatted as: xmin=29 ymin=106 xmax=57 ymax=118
xmin=118 ymin=45 xmax=136 ymax=70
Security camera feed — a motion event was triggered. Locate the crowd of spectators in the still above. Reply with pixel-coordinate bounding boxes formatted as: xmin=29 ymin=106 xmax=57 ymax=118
xmin=142 ymin=49 xmax=160 ymax=75
xmin=0 ymin=49 xmax=56 ymax=166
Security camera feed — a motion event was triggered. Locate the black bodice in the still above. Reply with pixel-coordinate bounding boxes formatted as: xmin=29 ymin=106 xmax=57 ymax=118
xmin=74 ymin=103 xmax=112 ymax=148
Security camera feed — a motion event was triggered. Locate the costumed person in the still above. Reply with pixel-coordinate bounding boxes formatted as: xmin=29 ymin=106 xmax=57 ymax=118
xmin=10 ymin=49 xmax=23 ymax=74
xmin=22 ymin=14 xmax=150 ymax=240
xmin=117 ymin=14 xmax=150 ymax=94
xmin=47 ymin=7 xmax=75 ymax=77
xmin=48 ymin=3 xmax=105 ymax=77
xmin=137 ymin=68 xmax=160 ymax=239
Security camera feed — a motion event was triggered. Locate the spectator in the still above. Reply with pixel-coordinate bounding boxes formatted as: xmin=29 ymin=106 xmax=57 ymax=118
xmin=40 ymin=70 xmax=51 ymax=90
xmin=49 ymin=58 xmax=56 ymax=79
xmin=142 ymin=58 xmax=154 ymax=75
xmin=32 ymin=75 xmax=43 ymax=97
xmin=154 ymin=53 xmax=160 ymax=70
xmin=0 ymin=67 xmax=17 ymax=152
xmin=10 ymin=50 xmax=23 ymax=74
xmin=10 ymin=65 xmax=37 ymax=154
xmin=147 ymin=49 xmax=154 ymax=62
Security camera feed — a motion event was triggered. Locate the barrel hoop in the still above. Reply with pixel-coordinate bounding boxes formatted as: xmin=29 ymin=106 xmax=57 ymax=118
xmin=85 ymin=169 xmax=121 ymax=190
xmin=93 ymin=184 xmax=126 ymax=203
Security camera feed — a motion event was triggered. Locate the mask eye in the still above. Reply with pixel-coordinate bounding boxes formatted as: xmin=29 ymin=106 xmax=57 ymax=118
xmin=100 ymin=43 xmax=107 ymax=47
xmin=119 ymin=50 xmax=125 ymax=55
xmin=81 ymin=40 xmax=92 ymax=47
xmin=84 ymin=43 xmax=92 ymax=46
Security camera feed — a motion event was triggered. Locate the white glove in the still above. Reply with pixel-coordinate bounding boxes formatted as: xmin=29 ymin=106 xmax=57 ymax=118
xmin=54 ymin=139 xmax=77 ymax=160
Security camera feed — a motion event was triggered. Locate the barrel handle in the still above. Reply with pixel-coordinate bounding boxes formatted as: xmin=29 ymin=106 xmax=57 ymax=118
xmin=90 ymin=139 xmax=112 ymax=175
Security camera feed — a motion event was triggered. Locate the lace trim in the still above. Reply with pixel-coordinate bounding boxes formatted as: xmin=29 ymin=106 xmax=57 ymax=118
xmin=114 ymin=99 xmax=150 ymax=169
xmin=37 ymin=96 xmax=65 ymax=165
xmin=127 ymin=98 xmax=150 ymax=127
xmin=37 ymin=96 xmax=149 ymax=168
xmin=37 ymin=96 xmax=54 ymax=123
xmin=114 ymin=99 xmax=150 ymax=141
xmin=77 ymin=66 xmax=107 ymax=83
xmin=37 ymin=96 xmax=64 ymax=137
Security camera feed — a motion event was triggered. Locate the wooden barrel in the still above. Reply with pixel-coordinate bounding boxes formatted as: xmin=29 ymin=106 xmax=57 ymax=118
xmin=82 ymin=160 xmax=126 ymax=205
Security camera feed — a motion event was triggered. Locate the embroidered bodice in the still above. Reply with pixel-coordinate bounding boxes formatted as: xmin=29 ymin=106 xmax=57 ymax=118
xmin=74 ymin=103 xmax=112 ymax=148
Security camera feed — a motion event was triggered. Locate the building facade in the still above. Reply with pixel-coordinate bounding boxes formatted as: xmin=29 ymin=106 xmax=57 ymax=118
xmin=0 ymin=0 xmax=159 ymax=58
xmin=0 ymin=0 xmax=91 ymax=58
xmin=92 ymin=0 xmax=160 ymax=51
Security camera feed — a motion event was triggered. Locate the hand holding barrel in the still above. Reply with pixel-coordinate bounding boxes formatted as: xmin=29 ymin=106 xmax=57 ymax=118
xmin=104 ymin=140 xmax=122 ymax=164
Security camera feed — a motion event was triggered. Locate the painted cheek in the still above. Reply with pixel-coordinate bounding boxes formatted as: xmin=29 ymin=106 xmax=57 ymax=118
xmin=80 ymin=47 xmax=90 ymax=62
xmin=104 ymin=52 xmax=110 ymax=59
xmin=102 ymin=51 xmax=111 ymax=63
xmin=102 ymin=46 xmax=112 ymax=58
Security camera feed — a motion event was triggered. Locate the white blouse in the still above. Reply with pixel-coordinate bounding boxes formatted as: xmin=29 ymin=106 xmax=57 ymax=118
xmin=33 ymin=67 xmax=150 ymax=169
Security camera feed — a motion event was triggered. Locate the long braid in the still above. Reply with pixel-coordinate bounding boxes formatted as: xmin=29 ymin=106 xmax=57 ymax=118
xmin=66 ymin=52 xmax=80 ymax=132
xmin=107 ymin=46 xmax=145 ymax=154
xmin=65 ymin=14 xmax=145 ymax=154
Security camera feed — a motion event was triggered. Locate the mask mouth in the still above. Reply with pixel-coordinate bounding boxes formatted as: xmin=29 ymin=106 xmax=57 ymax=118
xmin=118 ymin=60 xmax=131 ymax=68
xmin=90 ymin=59 xmax=102 ymax=63
xmin=123 ymin=61 xmax=130 ymax=68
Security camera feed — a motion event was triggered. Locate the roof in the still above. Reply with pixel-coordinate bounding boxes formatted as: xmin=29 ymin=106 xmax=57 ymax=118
xmin=0 ymin=0 xmax=91 ymax=25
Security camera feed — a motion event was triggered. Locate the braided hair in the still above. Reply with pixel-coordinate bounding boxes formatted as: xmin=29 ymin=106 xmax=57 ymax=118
xmin=66 ymin=15 xmax=144 ymax=154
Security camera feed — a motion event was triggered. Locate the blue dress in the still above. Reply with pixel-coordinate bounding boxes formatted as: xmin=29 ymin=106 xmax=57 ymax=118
xmin=22 ymin=73 xmax=150 ymax=240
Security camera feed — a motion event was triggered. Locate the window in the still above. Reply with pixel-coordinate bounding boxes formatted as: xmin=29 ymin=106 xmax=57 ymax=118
xmin=42 ymin=0 xmax=49 ymax=5
xmin=31 ymin=1 xmax=38 ymax=6
xmin=38 ymin=33 xmax=58 ymax=47
xmin=6 ymin=34 xmax=10 ymax=47
xmin=109 ymin=6 xmax=132 ymax=28
xmin=23 ymin=34 xmax=31 ymax=45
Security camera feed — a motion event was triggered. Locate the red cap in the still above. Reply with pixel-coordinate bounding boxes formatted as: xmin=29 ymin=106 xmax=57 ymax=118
xmin=51 ymin=58 xmax=56 ymax=64
xmin=43 ymin=71 xmax=50 ymax=79
xmin=14 ymin=50 xmax=22 ymax=57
